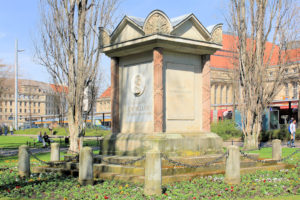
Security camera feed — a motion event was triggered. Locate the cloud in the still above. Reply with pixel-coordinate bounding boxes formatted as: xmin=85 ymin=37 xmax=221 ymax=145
xmin=0 ymin=32 xmax=6 ymax=39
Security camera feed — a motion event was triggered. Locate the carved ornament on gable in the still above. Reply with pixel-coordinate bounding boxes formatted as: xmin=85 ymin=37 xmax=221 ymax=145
xmin=144 ymin=13 xmax=172 ymax=35
xmin=211 ymin=27 xmax=222 ymax=45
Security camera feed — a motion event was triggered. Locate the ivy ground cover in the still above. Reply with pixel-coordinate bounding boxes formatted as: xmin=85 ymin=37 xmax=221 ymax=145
xmin=0 ymin=148 xmax=299 ymax=200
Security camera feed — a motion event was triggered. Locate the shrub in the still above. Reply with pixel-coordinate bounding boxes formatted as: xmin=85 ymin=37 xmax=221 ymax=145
xmin=260 ymin=124 xmax=300 ymax=142
xmin=211 ymin=120 xmax=242 ymax=140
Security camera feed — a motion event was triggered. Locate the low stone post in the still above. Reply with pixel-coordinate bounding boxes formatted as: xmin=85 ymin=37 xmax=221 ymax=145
xmin=272 ymin=139 xmax=281 ymax=161
xmin=79 ymin=147 xmax=93 ymax=185
xmin=18 ymin=145 xmax=30 ymax=177
xmin=225 ymin=145 xmax=240 ymax=185
xmin=51 ymin=143 xmax=60 ymax=162
xmin=144 ymin=149 xmax=162 ymax=196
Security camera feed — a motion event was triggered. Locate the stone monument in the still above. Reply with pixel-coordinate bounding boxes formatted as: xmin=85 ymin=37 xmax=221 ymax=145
xmin=100 ymin=10 xmax=223 ymax=156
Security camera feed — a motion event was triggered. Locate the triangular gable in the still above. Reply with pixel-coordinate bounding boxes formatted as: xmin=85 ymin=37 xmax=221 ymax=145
xmin=110 ymin=16 xmax=145 ymax=44
xmin=171 ymin=14 xmax=211 ymax=42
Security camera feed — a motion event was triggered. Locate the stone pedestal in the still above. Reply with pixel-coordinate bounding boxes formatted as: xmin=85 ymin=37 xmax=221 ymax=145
xmin=272 ymin=139 xmax=281 ymax=161
xmin=144 ymin=149 xmax=162 ymax=195
xmin=51 ymin=143 xmax=60 ymax=162
xmin=79 ymin=147 xmax=93 ymax=185
xmin=18 ymin=145 xmax=30 ymax=177
xmin=225 ymin=145 xmax=240 ymax=185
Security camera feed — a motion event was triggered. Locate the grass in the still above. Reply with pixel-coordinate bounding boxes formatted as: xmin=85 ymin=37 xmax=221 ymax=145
xmin=14 ymin=127 xmax=109 ymax=137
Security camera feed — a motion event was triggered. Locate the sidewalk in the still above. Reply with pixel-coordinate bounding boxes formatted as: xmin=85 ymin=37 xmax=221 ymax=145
xmin=223 ymin=140 xmax=300 ymax=148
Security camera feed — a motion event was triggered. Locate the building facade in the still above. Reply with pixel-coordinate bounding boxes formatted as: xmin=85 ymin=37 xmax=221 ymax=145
xmin=0 ymin=79 xmax=64 ymax=127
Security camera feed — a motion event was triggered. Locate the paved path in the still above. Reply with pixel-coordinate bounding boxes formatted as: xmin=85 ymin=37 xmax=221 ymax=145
xmin=223 ymin=141 xmax=300 ymax=148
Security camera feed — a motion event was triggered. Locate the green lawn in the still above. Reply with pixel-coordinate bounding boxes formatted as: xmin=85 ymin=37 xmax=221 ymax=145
xmin=0 ymin=135 xmax=101 ymax=149
xmin=14 ymin=127 xmax=109 ymax=137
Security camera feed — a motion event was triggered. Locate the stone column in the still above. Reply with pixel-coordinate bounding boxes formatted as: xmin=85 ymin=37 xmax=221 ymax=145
xmin=144 ymin=149 xmax=162 ymax=195
xmin=272 ymin=139 xmax=281 ymax=161
xmin=50 ymin=143 xmax=60 ymax=162
xmin=225 ymin=145 xmax=240 ymax=185
xmin=79 ymin=147 xmax=94 ymax=185
xmin=111 ymin=57 xmax=120 ymax=134
xmin=202 ymin=55 xmax=211 ymax=131
xmin=153 ymin=47 xmax=164 ymax=133
xmin=18 ymin=145 xmax=30 ymax=177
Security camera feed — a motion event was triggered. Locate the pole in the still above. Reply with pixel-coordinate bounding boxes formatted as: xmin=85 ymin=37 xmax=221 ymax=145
xmin=15 ymin=40 xmax=18 ymax=130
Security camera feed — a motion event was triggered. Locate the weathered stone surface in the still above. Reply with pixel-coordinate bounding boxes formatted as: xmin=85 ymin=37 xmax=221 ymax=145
xmin=225 ymin=145 xmax=240 ymax=185
xmin=79 ymin=147 xmax=93 ymax=185
xmin=272 ymin=139 xmax=282 ymax=161
xmin=153 ymin=48 xmax=164 ymax=132
xmin=144 ymin=11 xmax=172 ymax=35
xmin=210 ymin=26 xmax=223 ymax=44
xmin=111 ymin=57 xmax=120 ymax=134
xmin=144 ymin=150 xmax=162 ymax=196
xmin=50 ymin=143 xmax=60 ymax=162
xmin=202 ymin=55 xmax=211 ymax=131
xmin=18 ymin=145 xmax=30 ymax=177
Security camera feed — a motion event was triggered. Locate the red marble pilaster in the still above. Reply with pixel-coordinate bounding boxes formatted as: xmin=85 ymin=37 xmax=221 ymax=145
xmin=202 ymin=55 xmax=211 ymax=132
xmin=111 ymin=57 xmax=120 ymax=134
xmin=153 ymin=48 xmax=164 ymax=133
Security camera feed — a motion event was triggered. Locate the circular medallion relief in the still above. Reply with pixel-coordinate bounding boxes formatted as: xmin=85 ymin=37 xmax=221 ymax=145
xmin=131 ymin=74 xmax=145 ymax=97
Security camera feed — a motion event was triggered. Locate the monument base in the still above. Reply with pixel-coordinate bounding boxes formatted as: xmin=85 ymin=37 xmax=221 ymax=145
xmin=100 ymin=132 xmax=223 ymax=156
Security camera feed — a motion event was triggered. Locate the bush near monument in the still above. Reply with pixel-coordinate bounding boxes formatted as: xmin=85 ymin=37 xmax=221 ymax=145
xmin=211 ymin=120 xmax=243 ymax=140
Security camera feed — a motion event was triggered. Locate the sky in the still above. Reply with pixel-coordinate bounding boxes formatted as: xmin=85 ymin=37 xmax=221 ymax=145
xmin=0 ymin=0 xmax=227 ymax=86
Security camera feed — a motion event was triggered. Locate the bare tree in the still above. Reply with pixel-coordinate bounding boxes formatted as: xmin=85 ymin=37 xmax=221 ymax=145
xmin=228 ymin=0 xmax=299 ymax=149
xmin=35 ymin=0 xmax=119 ymax=152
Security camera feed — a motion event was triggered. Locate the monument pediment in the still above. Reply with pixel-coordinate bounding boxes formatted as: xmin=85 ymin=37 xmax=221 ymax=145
xmin=100 ymin=10 xmax=223 ymax=55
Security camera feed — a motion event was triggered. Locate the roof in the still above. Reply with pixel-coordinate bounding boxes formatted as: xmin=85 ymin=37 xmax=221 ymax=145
xmin=49 ymin=84 xmax=68 ymax=93
xmin=100 ymin=87 xmax=111 ymax=98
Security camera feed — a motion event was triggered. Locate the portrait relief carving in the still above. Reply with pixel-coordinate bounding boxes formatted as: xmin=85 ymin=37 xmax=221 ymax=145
xmin=144 ymin=13 xmax=171 ymax=35
xmin=131 ymin=74 xmax=145 ymax=97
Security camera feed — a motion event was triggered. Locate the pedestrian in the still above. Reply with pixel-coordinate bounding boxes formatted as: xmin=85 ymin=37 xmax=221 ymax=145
xmin=9 ymin=125 xmax=13 ymax=135
xmin=288 ymin=119 xmax=296 ymax=148
xmin=4 ymin=126 xmax=8 ymax=136
xmin=37 ymin=131 xmax=43 ymax=143
xmin=0 ymin=126 xmax=3 ymax=136
xmin=43 ymin=132 xmax=51 ymax=147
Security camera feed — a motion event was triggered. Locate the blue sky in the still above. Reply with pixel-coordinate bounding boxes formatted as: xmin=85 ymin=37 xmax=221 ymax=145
xmin=0 ymin=0 xmax=226 ymax=85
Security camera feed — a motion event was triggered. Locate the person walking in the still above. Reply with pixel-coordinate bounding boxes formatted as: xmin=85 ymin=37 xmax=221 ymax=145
xmin=0 ymin=126 xmax=3 ymax=136
xmin=9 ymin=125 xmax=14 ymax=135
xmin=288 ymin=120 xmax=296 ymax=148
xmin=4 ymin=126 xmax=8 ymax=136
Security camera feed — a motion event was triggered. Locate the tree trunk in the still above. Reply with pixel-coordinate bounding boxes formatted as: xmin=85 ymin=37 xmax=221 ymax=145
xmin=243 ymin=133 xmax=259 ymax=150
xmin=68 ymin=109 xmax=84 ymax=153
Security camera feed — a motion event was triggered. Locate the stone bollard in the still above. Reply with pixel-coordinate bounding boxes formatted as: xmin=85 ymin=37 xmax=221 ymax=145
xmin=51 ymin=143 xmax=60 ymax=162
xmin=78 ymin=147 xmax=93 ymax=185
xmin=18 ymin=145 xmax=30 ymax=177
xmin=272 ymin=139 xmax=281 ymax=161
xmin=225 ymin=145 xmax=240 ymax=185
xmin=144 ymin=149 xmax=162 ymax=196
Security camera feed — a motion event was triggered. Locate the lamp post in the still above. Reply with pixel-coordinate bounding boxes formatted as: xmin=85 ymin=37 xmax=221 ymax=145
xmin=15 ymin=40 xmax=24 ymax=130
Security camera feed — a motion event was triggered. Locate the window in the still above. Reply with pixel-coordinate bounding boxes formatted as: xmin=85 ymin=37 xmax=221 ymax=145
xmin=214 ymin=85 xmax=218 ymax=105
xmin=0 ymin=108 xmax=2 ymax=112
xmin=285 ymin=83 xmax=289 ymax=97
xmin=10 ymin=108 xmax=12 ymax=113
xmin=293 ymin=82 xmax=298 ymax=99
xmin=285 ymin=69 xmax=288 ymax=74
xmin=10 ymin=101 xmax=12 ymax=106
xmin=5 ymin=108 xmax=7 ymax=113
xmin=225 ymin=86 xmax=228 ymax=104
xmin=24 ymin=102 xmax=27 ymax=106
xmin=38 ymin=109 xmax=40 ymax=113
xmin=38 ymin=102 xmax=40 ymax=107
xmin=293 ymin=68 xmax=298 ymax=73
xmin=269 ymin=72 xmax=273 ymax=76
xmin=34 ymin=102 xmax=36 ymax=107
xmin=220 ymin=85 xmax=224 ymax=104
xmin=20 ymin=102 xmax=22 ymax=106
xmin=20 ymin=109 xmax=22 ymax=113
xmin=24 ymin=109 xmax=26 ymax=113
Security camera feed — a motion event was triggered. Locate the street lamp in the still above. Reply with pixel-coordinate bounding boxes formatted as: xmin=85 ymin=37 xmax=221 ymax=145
xmin=15 ymin=39 xmax=24 ymax=130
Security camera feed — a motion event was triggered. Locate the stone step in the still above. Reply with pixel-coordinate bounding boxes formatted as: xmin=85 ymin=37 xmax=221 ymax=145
xmin=94 ymin=164 xmax=144 ymax=176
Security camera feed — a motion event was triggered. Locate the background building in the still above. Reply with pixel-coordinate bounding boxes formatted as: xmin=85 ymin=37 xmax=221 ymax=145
xmin=0 ymin=79 xmax=64 ymax=127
